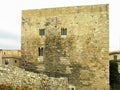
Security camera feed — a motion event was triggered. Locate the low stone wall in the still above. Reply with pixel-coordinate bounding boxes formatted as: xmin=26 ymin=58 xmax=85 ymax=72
xmin=0 ymin=64 xmax=68 ymax=90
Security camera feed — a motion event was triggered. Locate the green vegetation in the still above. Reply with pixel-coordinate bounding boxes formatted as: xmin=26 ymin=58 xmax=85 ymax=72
xmin=0 ymin=84 xmax=33 ymax=90
xmin=109 ymin=60 xmax=120 ymax=89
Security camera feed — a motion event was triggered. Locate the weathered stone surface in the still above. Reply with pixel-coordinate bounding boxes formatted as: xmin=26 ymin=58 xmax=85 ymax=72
xmin=80 ymin=70 xmax=90 ymax=80
xmin=0 ymin=64 xmax=68 ymax=90
xmin=0 ymin=50 xmax=21 ymax=66
xmin=21 ymin=4 xmax=109 ymax=90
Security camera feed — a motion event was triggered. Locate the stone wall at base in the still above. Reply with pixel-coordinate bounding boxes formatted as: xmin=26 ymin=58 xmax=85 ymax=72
xmin=0 ymin=65 xmax=68 ymax=90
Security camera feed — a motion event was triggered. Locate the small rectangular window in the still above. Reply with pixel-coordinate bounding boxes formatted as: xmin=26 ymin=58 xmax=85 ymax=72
xmin=38 ymin=47 xmax=44 ymax=56
xmin=61 ymin=28 xmax=67 ymax=35
xmin=39 ymin=29 xmax=45 ymax=36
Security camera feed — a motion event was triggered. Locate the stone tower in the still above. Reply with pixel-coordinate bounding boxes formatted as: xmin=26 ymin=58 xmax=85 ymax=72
xmin=21 ymin=4 xmax=109 ymax=90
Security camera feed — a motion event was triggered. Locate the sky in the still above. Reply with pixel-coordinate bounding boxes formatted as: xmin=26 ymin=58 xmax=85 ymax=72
xmin=0 ymin=0 xmax=119 ymax=51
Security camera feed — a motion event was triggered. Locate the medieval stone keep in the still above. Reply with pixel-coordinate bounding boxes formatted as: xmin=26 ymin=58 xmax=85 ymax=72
xmin=21 ymin=4 xmax=109 ymax=90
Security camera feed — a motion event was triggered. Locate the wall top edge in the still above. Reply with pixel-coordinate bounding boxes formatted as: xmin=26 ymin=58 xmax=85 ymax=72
xmin=22 ymin=4 xmax=109 ymax=17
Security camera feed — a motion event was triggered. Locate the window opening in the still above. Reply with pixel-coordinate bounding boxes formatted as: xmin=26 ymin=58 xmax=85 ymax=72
xmin=38 ymin=47 xmax=44 ymax=56
xmin=61 ymin=28 xmax=67 ymax=35
xmin=39 ymin=29 xmax=45 ymax=36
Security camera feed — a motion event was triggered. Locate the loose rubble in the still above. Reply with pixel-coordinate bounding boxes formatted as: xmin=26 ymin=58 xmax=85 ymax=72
xmin=0 ymin=64 xmax=68 ymax=90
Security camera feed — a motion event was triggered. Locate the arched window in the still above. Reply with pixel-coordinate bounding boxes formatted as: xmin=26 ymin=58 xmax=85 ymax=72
xmin=38 ymin=47 xmax=44 ymax=56
xmin=61 ymin=28 xmax=67 ymax=35
xmin=5 ymin=59 xmax=9 ymax=65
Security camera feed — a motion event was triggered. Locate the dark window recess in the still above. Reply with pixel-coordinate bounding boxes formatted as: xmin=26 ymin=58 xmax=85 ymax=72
xmin=114 ymin=55 xmax=117 ymax=61
xmin=5 ymin=59 xmax=9 ymax=65
xmin=71 ymin=88 xmax=74 ymax=90
xmin=15 ymin=60 xmax=17 ymax=63
xmin=39 ymin=29 xmax=45 ymax=36
xmin=38 ymin=47 xmax=44 ymax=56
xmin=61 ymin=28 xmax=67 ymax=35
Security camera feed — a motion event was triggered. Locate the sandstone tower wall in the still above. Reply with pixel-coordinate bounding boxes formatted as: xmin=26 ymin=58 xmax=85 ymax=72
xmin=21 ymin=4 xmax=109 ymax=90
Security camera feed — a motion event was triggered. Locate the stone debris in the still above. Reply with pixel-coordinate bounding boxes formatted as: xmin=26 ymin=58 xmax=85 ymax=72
xmin=0 ymin=64 xmax=68 ymax=90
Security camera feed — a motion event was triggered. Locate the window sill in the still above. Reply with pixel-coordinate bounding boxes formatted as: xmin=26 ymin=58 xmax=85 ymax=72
xmin=61 ymin=35 xmax=67 ymax=38
xmin=39 ymin=35 xmax=45 ymax=38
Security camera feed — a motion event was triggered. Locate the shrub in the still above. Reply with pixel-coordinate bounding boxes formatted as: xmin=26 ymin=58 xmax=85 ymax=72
xmin=10 ymin=86 xmax=15 ymax=90
xmin=109 ymin=60 xmax=120 ymax=85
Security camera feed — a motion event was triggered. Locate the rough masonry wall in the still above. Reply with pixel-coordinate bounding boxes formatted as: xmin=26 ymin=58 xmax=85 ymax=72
xmin=0 ymin=65 xmax=68 ymax=90
xmin=1 ymin=50 xmax=21 ymax=66
xmin=21 ymin=4 xmax=109 ymax=90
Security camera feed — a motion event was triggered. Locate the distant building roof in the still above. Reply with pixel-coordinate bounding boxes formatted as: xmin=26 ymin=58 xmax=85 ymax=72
xmin=109 ymin=51 xmax=120 ymax=55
